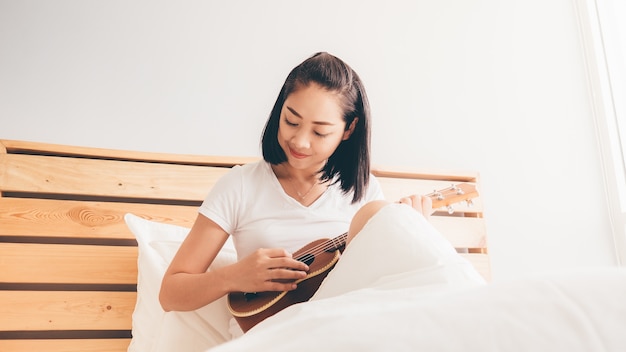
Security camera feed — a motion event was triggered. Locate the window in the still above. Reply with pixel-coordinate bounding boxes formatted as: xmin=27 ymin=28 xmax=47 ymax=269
xmin=575 ymin=0 xmax=626 ymax=264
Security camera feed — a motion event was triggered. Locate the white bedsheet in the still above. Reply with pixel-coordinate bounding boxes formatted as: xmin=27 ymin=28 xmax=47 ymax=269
xmin=210 ymin=268 xmax=626 ymax=352
xmin=208 ymin=204 xmax=626 ymax=351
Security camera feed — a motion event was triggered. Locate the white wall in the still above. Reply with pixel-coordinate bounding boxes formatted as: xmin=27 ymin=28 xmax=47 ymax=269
xmin=0 ymin=0 xmax=618 ymax=280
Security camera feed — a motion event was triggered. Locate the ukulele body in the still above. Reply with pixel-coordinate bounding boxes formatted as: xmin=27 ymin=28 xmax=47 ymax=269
xmin=227 ymin=238 xmax=341 ymax=332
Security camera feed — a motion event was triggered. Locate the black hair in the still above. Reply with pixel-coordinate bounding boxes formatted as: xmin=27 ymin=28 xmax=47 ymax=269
xmin=261 ymin=52 xmax=371 ymax=204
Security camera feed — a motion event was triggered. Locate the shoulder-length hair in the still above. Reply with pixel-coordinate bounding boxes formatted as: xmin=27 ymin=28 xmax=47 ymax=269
xmin=261 ymin=52 xmax=372 ymax=204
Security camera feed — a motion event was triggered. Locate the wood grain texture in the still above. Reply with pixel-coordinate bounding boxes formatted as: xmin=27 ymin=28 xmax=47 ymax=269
xmin=0 ymin=153 xmax=229 ymax=201
xmin=0 ymin=339 xmax=130 ymax=352
xmin=0 ymin=291 xmax=135 ymax=330
xmin=0 ymin=197 xmax=197 ymax=239
xmin=0 ymin=243 xmax=138 ymax=284
xmin=372 ymin=165 xmax=477 ymax=182
xmin=0 ymin=139 xmax=258 ymax=166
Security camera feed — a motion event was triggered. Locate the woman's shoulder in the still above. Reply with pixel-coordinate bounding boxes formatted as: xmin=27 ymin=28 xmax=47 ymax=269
xmin=220 ymin=160 xmax=275 ymax=186
xmin=237 ymin=160 xmax=272 ymax=177
xmin=203 ymin=160 xmax=271 ymax=203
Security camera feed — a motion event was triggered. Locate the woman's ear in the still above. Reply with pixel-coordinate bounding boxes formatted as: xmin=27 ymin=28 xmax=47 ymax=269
xmin=342 ymin=118 xmax=358 ymax=141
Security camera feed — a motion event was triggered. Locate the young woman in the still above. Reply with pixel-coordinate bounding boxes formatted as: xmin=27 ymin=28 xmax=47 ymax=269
xmin=159 ymin=52 xmax=432 ymax=313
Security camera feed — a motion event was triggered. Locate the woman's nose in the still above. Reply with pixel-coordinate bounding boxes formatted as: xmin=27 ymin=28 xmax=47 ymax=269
xmin=291 ymin=129 xmax=310 ymax=148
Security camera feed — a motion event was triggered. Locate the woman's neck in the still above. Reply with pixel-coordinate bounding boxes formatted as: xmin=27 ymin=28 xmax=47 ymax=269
xmin=272 ymin=162 xmax=328 ymax=205
xmin=272 ymin=162 xmax=322 ymax=183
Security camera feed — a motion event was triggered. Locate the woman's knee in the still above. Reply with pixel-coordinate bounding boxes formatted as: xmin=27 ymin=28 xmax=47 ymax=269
xmin=346 ymin=200 xmax=392 ymax=245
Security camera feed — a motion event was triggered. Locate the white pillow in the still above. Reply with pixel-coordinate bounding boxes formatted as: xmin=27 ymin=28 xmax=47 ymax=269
xmin=124 ymin=213 xmax=237 ymax=352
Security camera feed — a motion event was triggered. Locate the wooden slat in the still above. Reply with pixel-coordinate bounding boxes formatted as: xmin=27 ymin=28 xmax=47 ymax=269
xmin=0 ymin=291 xmax=135 ymax=330
xmin=1 ymin=139 xmax=258 ymax=166
xmin=372 ymin=165 xmax=477 ymax=182
xmin=0 ymin=154 xmax=229 ymax=201
xmin=0 ymin=197 xmax=196 ymax=239
xmin=0 ymin=243 xmax=137 ymax=284
xmin=0 ymin=339 xmax=130 ymax=352
xmin=430 ymin=217 xmax=487 ymax=249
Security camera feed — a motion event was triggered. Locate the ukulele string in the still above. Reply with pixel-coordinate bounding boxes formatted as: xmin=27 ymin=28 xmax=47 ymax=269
xmin=426 ymin=185 xmax=463 ymax=198
xmin=294 ymin=232 xmax=348 ymax=262
xmin=429 ymin=184 xmax=475 ymax=204
xmin=294 ymin=233 xmax=346 ymax=260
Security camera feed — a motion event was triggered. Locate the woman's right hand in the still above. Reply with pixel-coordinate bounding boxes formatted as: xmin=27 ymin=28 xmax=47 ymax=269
xmin=160 ymin=214 xmax=310 ymax=311
xmin=225 ymin=248 xmax=309 ymax=293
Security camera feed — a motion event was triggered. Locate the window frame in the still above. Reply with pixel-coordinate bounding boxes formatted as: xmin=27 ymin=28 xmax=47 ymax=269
xmin=575 ymin=0 xmax=626 ymax=265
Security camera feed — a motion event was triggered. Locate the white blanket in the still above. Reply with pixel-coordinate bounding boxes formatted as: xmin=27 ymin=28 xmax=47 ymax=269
xmin=211 ymin=268 xmax=626 ymax=352
xmin=209 ymin=204 xmax=626 ymax=351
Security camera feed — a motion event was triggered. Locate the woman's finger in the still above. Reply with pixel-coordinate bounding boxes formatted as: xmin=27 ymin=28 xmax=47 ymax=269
xmin=397 ymin=194 xmax=433 ymax=218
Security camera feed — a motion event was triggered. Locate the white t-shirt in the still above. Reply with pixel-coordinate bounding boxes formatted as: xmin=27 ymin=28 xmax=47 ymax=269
xmin=199 ymin=161 xmax=384 ymax=259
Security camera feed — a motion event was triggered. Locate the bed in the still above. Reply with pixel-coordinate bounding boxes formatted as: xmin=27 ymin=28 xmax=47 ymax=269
xmin=1 ymin=139 xmax=623 ymax=352
xmin=212 ymin=267 xmax=626 ymax=352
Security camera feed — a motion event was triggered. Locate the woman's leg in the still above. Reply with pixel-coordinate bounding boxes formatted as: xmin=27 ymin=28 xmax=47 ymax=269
xmin=314 ymin=200 xmax=484 ymax=301
xmin=346 ymin=200 xmax=392 ymax=246
xmin=347 ymin=195 xmax=433 ymax=246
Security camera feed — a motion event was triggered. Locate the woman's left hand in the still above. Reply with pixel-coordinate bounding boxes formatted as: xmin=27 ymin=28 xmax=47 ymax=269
xmin=397 ymin=195 xmax=434 ymax=218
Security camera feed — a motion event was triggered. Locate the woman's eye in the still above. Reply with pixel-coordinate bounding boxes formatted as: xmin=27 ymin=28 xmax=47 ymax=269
xmin=284 ymin=118 xmax=297 ymax=127
xmin=315 ymin=131 xmax=330 ymax=138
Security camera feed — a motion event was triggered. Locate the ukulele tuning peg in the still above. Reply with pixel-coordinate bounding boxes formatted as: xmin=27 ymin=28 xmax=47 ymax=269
xmin=466 ymin=199 xmax=474 ymax=207
xmin=447 ymin=205 xmax=455 ymax=214
xmin=434 ymin=191 xmax=444 ymax=201
xmin=450 ymin=184 xmax=464 ymax=195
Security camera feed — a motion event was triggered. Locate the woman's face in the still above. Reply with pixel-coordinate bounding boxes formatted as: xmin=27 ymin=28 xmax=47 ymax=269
xmin=278 ymin=83 xmax=356 ymax=172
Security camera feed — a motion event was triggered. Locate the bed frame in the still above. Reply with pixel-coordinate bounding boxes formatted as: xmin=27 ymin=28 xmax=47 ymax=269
xmin=0 ymin=139 xmax=489 ymax=352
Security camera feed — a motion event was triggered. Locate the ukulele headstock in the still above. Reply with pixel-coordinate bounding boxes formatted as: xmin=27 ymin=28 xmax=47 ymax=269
xmin=429 ymin=183 xmax=478 ymax=214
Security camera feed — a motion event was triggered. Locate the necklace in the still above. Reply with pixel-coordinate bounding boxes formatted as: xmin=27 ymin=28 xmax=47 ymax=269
xmin=289 ymin=178 xmax=319 ymax=200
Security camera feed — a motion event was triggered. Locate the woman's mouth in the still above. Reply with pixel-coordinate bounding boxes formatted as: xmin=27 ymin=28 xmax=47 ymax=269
xmin=289 ymin=148 xmax=308 ymax=159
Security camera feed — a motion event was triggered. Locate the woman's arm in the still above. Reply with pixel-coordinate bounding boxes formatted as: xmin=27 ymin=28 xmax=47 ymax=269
xmin=159 ymin=214 xmax=309 ymax=312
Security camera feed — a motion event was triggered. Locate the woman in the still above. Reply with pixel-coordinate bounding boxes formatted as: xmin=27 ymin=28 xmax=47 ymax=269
xmin=159 ymin=52 xmax=432 ymax=313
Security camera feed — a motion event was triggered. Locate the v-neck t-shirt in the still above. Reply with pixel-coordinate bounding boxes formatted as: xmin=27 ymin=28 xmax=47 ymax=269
xmin=198 ymin=161 xmax=384 ymax=259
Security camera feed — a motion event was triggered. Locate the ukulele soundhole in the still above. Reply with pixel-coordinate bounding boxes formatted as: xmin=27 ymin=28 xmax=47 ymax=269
xmin=243 ymin=292 xmax=258 ymax=301
xmin=298 ymin=253 xmax=315 ymax=266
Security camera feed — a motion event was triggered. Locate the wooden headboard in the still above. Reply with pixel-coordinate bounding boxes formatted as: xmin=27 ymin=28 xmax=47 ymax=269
xmin=0 ymin=139 xmax=488 ymax=351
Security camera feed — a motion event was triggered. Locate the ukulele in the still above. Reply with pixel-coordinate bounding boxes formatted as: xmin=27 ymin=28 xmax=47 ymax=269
xmin=227 ymin=183 xmax=478 ymax=332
